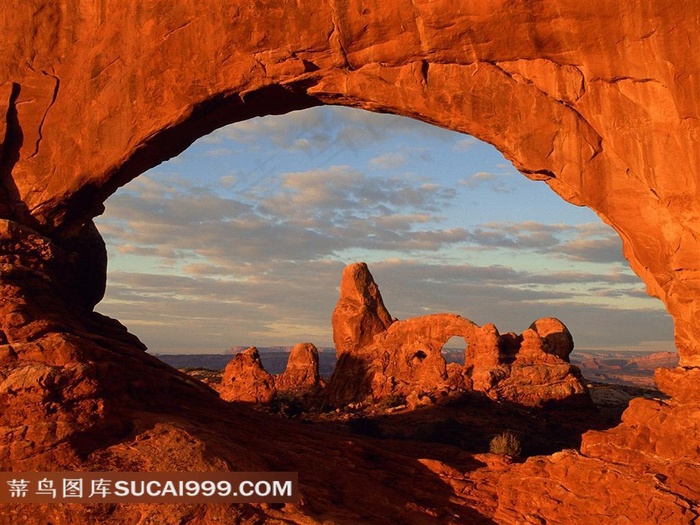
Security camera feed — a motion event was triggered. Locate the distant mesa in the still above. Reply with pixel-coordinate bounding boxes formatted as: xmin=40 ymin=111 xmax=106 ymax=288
xmin=573 ymin=350 xmax=680 ymax=388
xmin=218 ymin=262 xmax=591 ymax=410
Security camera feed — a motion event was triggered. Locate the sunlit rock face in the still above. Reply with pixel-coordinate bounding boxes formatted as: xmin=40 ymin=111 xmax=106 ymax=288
xmin=217 ymin=347 xmax=277 ymax=404
xmin=327 ymin=263 xmax=590 ymax=408
xmin=217 ymin=343 xmax=321 ymax=402
xmin=276 ymin=342 xmax=321 ymax=392
xmin=1 ymin=2 xmax=699 ymax=370
xmin=0 ymin=2 xmax=699 ymax=523
xmin=332 ymin=263 xmax=394 ymax=358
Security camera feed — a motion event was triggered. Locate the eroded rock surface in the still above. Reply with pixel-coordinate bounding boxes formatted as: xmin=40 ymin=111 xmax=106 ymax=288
xmin=495 ymin=450 xmax=696 ymax=525
xmin=217 ymin=347 xmax=277 ymax=403
xmin=218 ymin=343 xmax=321 ymax=403
xmin=0 ymin=2 xmax=699 ymax=523
xmin=332 ymin=262 xmax=394 ymax=357
xmin=275 ymin=342 xmax=321 ymax=392
xmin=529 ymin=317 xmax=574 ymax=362
xmin=327 ymin=264 xmax=590 ymax=408
xmin=1 ymin=1 xmax=699 ymax=370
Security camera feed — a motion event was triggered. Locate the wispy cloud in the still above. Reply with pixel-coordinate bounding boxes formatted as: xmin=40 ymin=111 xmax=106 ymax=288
xmin=464 ymin=221 xmax=625 ymax=264
xmin=206 ymin=106 xmax=459 ymax=158
xmin=100 ymin=256 xmax=669 ymax=353
xmin=369 ymin=152 xmax=407 ymax=169
xmin=99 ymin=175 xmax=642 ymax=351
xmin=100 ymin=168 xmax=467 ymax=274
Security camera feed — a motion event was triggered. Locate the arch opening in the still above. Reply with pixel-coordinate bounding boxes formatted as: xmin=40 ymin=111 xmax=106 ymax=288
xmin=93 ymin=106 xmax=673 ymax=378
xmin=442 ymin=336 xmax=468 ymax=366
xmin=1 ymin=7 xmax=698 ymax=522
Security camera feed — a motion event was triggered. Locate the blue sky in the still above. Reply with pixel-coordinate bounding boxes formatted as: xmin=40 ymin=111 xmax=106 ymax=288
xmin=94 ymin=106 xmax=673 ymax=354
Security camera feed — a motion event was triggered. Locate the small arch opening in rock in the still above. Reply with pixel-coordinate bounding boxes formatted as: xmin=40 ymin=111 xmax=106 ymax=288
xmin=442 ymin=335 xmax=468 ymax=366
xmin=410 ymin=350 xmax=428 ymax=366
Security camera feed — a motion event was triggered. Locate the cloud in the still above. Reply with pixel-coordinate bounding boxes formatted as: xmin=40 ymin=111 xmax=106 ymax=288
xmin=98 ymin=168 xmax=469 ymax=278
xmin=204 ymin=106 xmax=460 ymax=158
xmin=210 ymin=108 xmax=329 ymax=151
xmin=369 ymin=152 xmax=407 ymax=169
xmin=204 ymin=148 xmax=233 ymax=157
xmin=460 ymin=171 xmax=498 ymax=187
xmin=98 ymin=257 xmax=668 ymax=353
xmin=257 ymin=166 xmax=455 ymax=218
xmin=219 ymin=174 xmax=238 ymax=188
xmin=459 ymin=171 xmax=516 ymax=193
xmin=454 ymin=136 xmax=479 ymax=150
xmin=365 ymin=260 xmax=670 ymax=349
xmin=100 ymin=260 xmax=346 ymax=351
xmin=463 ymin=221 xmax=626 ymax=264
xmin=94 ymin=109 xmax=667 ymax=354
xmin=554 ymin=236 xmax=624 ymax=264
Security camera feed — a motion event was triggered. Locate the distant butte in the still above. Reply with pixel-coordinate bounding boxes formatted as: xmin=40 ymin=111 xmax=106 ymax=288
xmin=0 ymin=2 xmax=699 ymax=523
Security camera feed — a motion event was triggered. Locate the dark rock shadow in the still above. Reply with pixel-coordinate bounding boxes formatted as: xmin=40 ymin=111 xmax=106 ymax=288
xmin=73 ymin=356 xmax=498 ymax=524
xmin=336 ymin=388 xmax=626 ymax=459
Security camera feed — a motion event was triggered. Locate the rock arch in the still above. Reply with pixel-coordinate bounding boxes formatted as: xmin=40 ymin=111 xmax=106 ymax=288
xmin=2 ymin=2 xmax=698 ymax=368
xmin=1 ymin=2 xmax=699 ymax=523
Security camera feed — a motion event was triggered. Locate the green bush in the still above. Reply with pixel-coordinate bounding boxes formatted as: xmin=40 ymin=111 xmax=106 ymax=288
xmin=489 ymin=430 xmax=522 ymax=456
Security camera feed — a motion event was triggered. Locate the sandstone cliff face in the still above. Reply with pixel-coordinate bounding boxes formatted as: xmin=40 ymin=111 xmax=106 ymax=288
xmin=1 ymin=1 xmax=699 ymax=370
xmin=332 ymin=262 xmax=394 ymax=358
xmin=0 ymin=2 xmax=699 ymax=524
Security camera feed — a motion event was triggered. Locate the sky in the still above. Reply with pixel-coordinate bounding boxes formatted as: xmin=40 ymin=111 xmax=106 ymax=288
xmin=93 ymin=106 xmax=674 ymax=355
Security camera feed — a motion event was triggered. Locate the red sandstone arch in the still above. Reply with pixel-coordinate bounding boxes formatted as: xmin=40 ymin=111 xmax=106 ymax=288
xmin=1 ymin=1 xmax=698 ymax=369
xmin=1 ymin=2 xmax=699 ymax=523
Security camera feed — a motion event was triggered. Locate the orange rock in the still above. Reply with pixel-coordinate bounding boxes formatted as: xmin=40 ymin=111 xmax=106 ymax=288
xmin=1 ymin=3 xmax=700 ymax=524
xmin=488 ymin=325 xmax=590 ymax=408
xmin=495 ymin=450 xmax=697 ymax=525
xmin=655 ymin=366 xmax=700 ymax=403
xmin=275 ymin=342 xmax=320 ymax=392
xmin=332 ymin=262 xmax=394 ymax=358
xmin=218 ymin=347 xmax=276 ymax=404
xmin=1 ymin=1 xmax=699 ymax=369
xmin=529 ymin=317 xmax=574 ymax=362
xmin=495 ymin=365 xmax=700 ymax=523
xmin=328 ymin=263 xmax=589 ymax=408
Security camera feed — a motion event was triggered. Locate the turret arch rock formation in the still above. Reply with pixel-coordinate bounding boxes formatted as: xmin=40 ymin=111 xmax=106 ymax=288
xmin=1 ymin=2 xmax=699 ymax=523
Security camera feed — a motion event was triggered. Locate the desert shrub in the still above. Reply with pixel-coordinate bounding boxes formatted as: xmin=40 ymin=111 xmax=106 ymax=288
xmin=269 ymin=393 xmax=306 ymax=418
xmin=489 ymin=430 xmax=522 ymax=456
xmin=377 ymin=394 xmax=406 ymax=410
